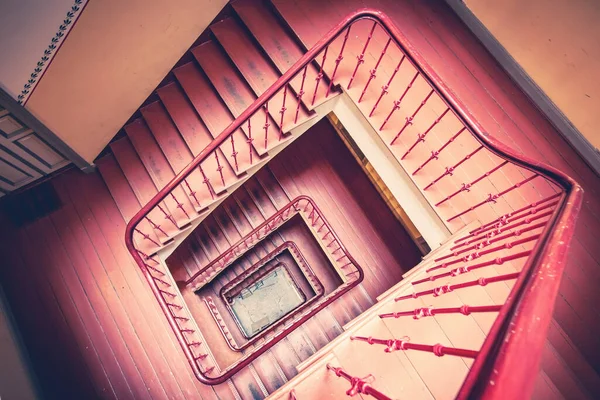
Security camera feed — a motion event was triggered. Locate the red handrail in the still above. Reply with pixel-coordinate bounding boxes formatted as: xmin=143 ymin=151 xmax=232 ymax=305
xmin=125 ymin=9 xmax=583 ymax=397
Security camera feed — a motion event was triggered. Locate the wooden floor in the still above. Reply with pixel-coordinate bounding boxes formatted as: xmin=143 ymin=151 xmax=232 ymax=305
xmin=0 ymin=0 xmax=599 ymax=399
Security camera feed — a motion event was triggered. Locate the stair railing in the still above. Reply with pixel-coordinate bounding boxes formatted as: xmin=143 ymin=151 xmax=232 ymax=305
xmin=125 ymin=9 xmax=583 ymax=397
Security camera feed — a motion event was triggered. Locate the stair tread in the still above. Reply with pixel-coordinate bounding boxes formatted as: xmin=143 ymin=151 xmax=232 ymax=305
xmin=124 ymin=119 xmax=195 ymax=227
xmin=378 ymin=299 xmax=471 ymax=400
xmin=192 ymin=41 xmax=286 ymax=156
xmin=232 ymin=0 xmax=331 ymax=107
xmin=96 ymin=154 xmax=163 ymax=254
xmin=156 ymin=82 xmax=237 ymax=195
xmin=210 ymin=17 xmax=313 ymax=130
xmin=268 ymin=353 xmax=348 ymax=400
xmin=96 ymin=154 xmax=142 ymax=221
xmin=110 ymin=137 xmax=180 ymax=241
xmin=334 ymin=318 xmax=433 ymax=400
xmin=140 ymin=100 xmax=215 ymax=209
xmin=173 ymin=61 xmax=258 ymax=174
xmin=542 ymin=341 xmax=595 ymax=400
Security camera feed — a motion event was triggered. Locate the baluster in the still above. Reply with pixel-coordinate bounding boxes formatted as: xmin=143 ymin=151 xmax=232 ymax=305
xmin=279 ymin=85 xmax=288 ymax=139
xmin=197 ymin=165 xmax=215 ymax=200
xmin=183 ymin=179 xmax=200 ymax=206
xmin=157 ymin=203 xmax=178 ymax=228
xmin=264 ymin=103 xmax=271 ymax=150
xmin=165 ymin=302 xmax=183 ymax=310
xmin=327 ymin=26 xmax=351 ymax=97
xmin=144 ymin=262 xmax=165 ymax=276
xmin=369 ymin=56 xmax=405 ymax=117
xmin=412 ymin=250 xmax=532 ymax=285
xmin=413 ymin=127 xmax=466 ymax=175
xmin=295 ymin=66 xmax=308 ymax=123
xmin=145 ymin=216 xmax=168 ymax=237
xmin=152 ymin=276 xmax=171 ymax=287
xmin=214 ymin=151 xmax=226 ymax=187
xmin=447 ymin=174 xmax=539 ymax=222
xmin=379 ymin=304 xmax=502 ymax=319
xmin=158 ymin=289 xmax=177 ymax=298
xmin=360 ymin=38 xmax=392 ymax=103
xmin=423 ymin=146 xmax=483 ymax=190
xmin=438 ymin=220 xmax=549 ymax=262
xmin=203 ymin=366 xmax=215 ymax=374
xmin=170 ymin=192 xmax=190 ymax=220
xmin=247 ymin=119 xmax=254 ymax=165
xmin=462 ymin=193 xmax=562 ymax=240
xmin=311 ymin=46 xmax=329 ymax=105
xmin=137 ymin=250 xmax=155 ymax=262
xmin=348 ymin=21 xmax=377 ymax=89
xmin=351 ymin=336 xmax=479 ymax=359
xmin=230 ymin=134 xmax=239 ymax=172
xmin=379 ymin=71 xmax=419 ymax=130
xmin=456 ymin=208 xmax=555 ymax=253
xmin=401 ymin=108 xmax=450 ymax=160
xmin=390 ymin=89 xmax=435 ymax=145
xmin=435 ymin=161 xmax=509 ymax=206
xmin=134 ymin=227 xmax=161 ymax=247
xmin=395 ymin=272 xmax=520 ymax=301
xmin=326 ymin=364 xmax=391 ymax=400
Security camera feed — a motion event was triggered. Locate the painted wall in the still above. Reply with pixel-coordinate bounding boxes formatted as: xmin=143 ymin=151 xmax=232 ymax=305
xmin=465 ymin=0 xmax=600 ymax=150
xmin=24 ymin=0 xmax=228 ymax=164
xmin=0 ymin=0 xmax=82 ymax=102
xmin=0 ymin=287 xmax=39 ymax=400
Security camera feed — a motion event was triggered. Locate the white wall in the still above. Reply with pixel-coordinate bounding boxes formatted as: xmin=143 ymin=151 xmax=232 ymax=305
xmin=465 ymin=0 xmax=600 ymax=150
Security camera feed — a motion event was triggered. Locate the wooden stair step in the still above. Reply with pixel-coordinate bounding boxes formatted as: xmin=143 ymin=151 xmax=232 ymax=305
xmin=110 ymin=137 xmax=180 ymax=241
xmin=173 ymin=61 xmax=258 ymax=175
xmin=124 ymin=119 xmax=195 ymax=227
xmin=541 ymin=341 xmax=594 ymax=400
xmin=377 ymin=300 xmax=471 ymax=399
xmin=232 ymin=0 xmax=333 ymax=108
xmin=191 ymin=41 xmax=280 ymax=156
xmin=96 ymin=155 xmax=162 ymax=254
xmin=210 ymin=17 xmax=314 ymax=131
xmin=334 ymin=318 xmax=433 ymax=400
xmin=532 ymin=372 xmax=564 ymax=400
xmin=96 ymin=154 xmax=143 ymax=221
xmin=268 ymin=353 xmax=349 ymax=400
xmin=270 ymin=0 xmax=359 ymax=93
xmin=140 ymin=100 xmax=215 ymax=210
xmin=156 ymin=82 xmax=237 ymax=194
xmin=546 ymin=320 xmax=600 ymax=397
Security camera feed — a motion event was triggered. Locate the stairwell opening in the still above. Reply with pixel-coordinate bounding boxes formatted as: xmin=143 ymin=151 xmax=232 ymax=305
xmin=327 ymin=112 xmax=431 ymax=255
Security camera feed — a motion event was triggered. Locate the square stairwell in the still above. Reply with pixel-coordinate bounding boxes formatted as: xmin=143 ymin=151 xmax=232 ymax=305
xmin=170 ymin=196 xmax=361 ymax=375
xmin=157 ymin=120 xmax=423 ymax=384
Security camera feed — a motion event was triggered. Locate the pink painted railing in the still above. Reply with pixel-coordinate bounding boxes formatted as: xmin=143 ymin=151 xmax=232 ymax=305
xmin=125 ymin=9 xmax=583 ymax=398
